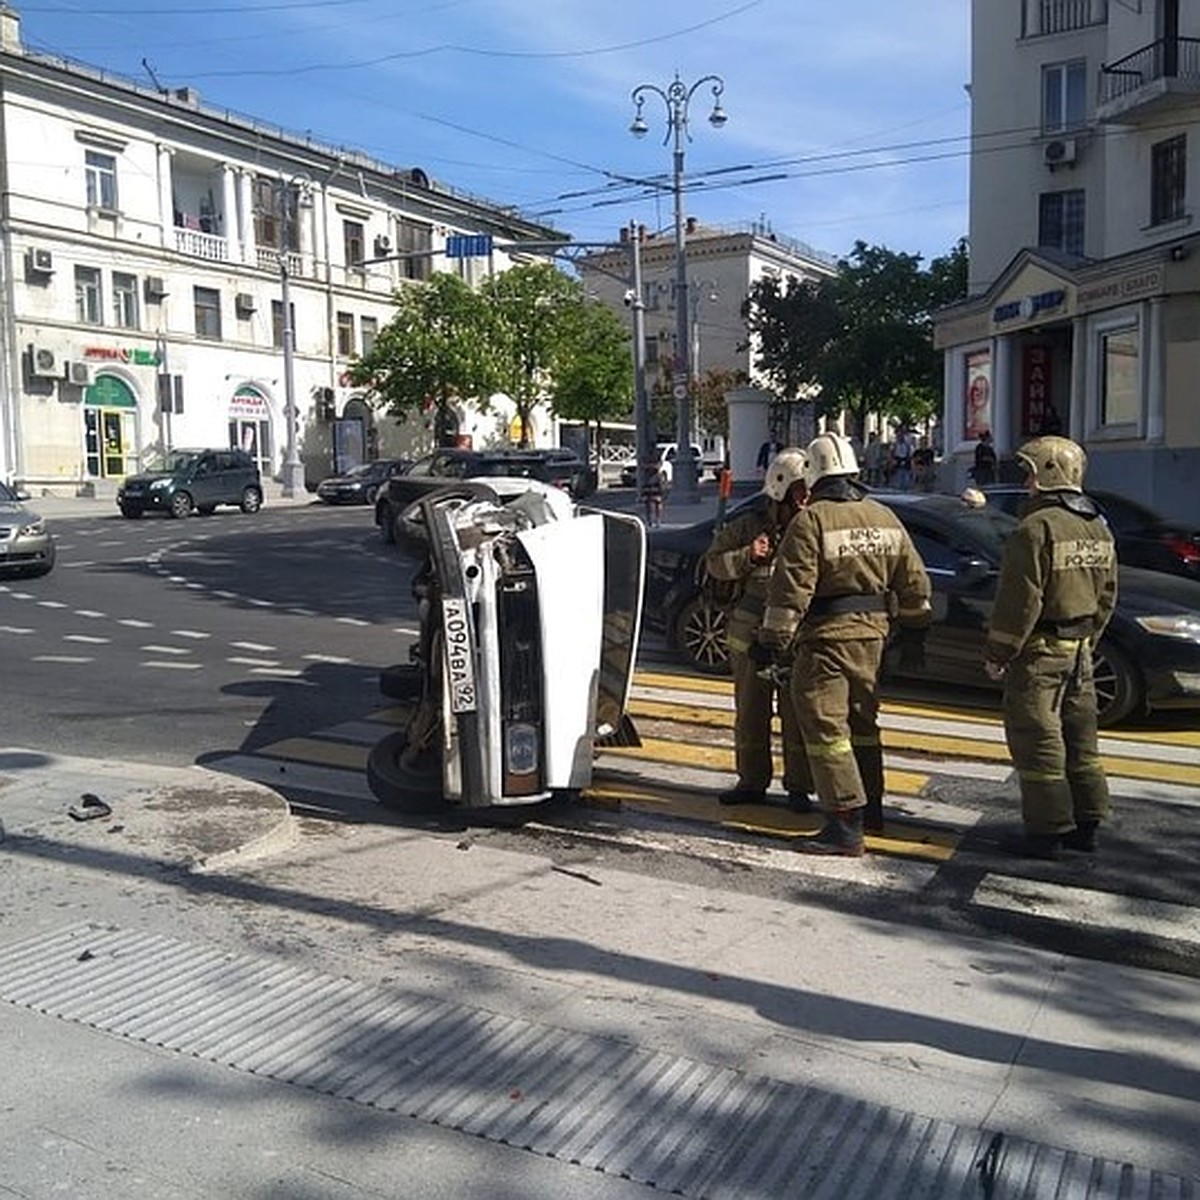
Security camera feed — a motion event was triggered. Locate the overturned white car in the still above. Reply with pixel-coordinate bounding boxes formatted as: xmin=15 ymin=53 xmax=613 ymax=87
xmin=368 ymin=479 xmax=645 ymax=812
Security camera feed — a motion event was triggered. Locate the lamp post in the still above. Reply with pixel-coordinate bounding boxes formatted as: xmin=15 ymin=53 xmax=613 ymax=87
xmin=630 ymin=73 xmax=727 ymax=504
xmin=276 ymin=176 xmax=310 ymax=499
xmin=689 ymin=277 xmax=719 ymax=383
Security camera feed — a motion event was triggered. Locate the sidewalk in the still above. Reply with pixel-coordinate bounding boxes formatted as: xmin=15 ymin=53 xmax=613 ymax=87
xmin=23 ymin=478 xmax=318 ymax=520
xmin=1 ymin=745 xmax=1198 ymax=1196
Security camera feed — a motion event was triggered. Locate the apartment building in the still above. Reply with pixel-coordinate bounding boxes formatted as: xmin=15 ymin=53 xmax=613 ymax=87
xmin=0 ymin=7 xmax=563 ymax=496
xmin=934 ymin=0 xmax=1200 ymax=515
xmin=579 ymin=220 xmax=836 ymax=475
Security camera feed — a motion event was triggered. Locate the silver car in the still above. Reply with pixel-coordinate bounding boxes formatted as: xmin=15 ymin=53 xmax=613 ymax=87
xmin=0 ymin=481 xmax=55 ymax=577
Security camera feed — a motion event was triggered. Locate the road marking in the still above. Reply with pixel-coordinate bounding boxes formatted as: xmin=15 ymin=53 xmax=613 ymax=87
xmin=142 ymin=661 xmax=204 ymax=670
xmin=119 ymin=618 xmax=155 ymax=628
xmin=335 ymin=616 xmax=372 ymax=627
xmin=63 ymin=634 xmax=110 ymax=644
xmin=232 ymin=641 xmax=276 ymax=652
xmin=31 ymin=655 xmax=93 ymax=663
xmin=73 ymin=609 xmax=107 ymax=618
xmin=249 ymin=667 xmax=307 ymax=678
xmin=304 ymin=653 xmax=353 ymax=663
xmin=228 ymin=656 xmax=280 ymax=667
xmin=171 ymin=629 xmax=210 ymax=639
xmin=142 ymin=644 xmax=192 ymax=655
xmin=37 ymin=600 xmax=67 ymax=608
xmin=0 ymin=625 xmax=33 ymax=634
xmin=972 ymin=874 xmax=1200 ymax=949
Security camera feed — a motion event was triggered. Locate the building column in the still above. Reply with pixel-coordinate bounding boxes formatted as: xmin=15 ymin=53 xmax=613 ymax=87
xmin=992 ymin=333 xmax=1014 ymax=454
xmin=1069 ymin=315 xmax=1087 ymax=444
xmin=725 ymin=385 xmax=773 ymax=483
xmin=1146 ymin=298 xmax=1165 ymax=443
xmin=238 ymin=169 xmax=256 ymax=265
xmin=220 ymin=163 xmax=238 ymax=261
xmin=156 ymin=144 xmax=175 ymax=250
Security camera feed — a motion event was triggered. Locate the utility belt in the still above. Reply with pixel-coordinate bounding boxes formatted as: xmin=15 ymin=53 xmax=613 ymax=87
xmin=1035 ymin=616 xmax=1095 ymax=640
xmin=807 ymin=591 xmax=896 ymax=618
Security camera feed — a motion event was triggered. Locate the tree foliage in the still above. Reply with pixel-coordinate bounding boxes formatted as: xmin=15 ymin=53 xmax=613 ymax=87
xmin=551 ymin=299 xmax=632 ymax=428
xmin=744 ymin=238 xmax=969 ymax=437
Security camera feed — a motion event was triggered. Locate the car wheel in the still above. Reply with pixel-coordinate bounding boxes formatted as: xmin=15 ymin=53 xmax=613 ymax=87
xmin=367 ymin=727 xmax=447 ymax=814
xmin=1092 ymin=640 xmax=1141 ymax=727
xmin=379 ymin=662 xmax=423 ymax=703
xmin=119 ymin=505 xmax=142 ymax=519
xmin=673 ymin=594 xmax=731 ymax=675
xmin=240 ymin=487 xmax=262 ymax=514
xmin=365 ymin=485 xmax=380 ymax=505
xmin=169 ymin=492 xmax=193 ymax=519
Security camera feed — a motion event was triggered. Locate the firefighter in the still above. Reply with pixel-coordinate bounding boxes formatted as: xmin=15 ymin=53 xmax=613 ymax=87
xmin=703 ymin=448 xmax=815 ymax=810
xmin=983 ymin=436 xmax=1117 ymax=858
xmin=758 ymin=434 xmax=932 ymax=855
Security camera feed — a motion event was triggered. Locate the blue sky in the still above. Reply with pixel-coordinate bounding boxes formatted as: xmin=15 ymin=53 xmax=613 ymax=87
xmin=15 ymin=0 xmax=971 ymax=264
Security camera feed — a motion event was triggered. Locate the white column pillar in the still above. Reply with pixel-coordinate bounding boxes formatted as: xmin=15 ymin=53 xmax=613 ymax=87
xmin=1146 ymin=298 xmax=1165 ymax=442
xmin=725 ymin=385 xmax=773 ymax=483
xmin=220 ymin=163 xmax=238 ymax=262
xmin=156 ymin=144 xmax=174 ymax=250
xmin=236 ymin=169 xmax=254 ymax=265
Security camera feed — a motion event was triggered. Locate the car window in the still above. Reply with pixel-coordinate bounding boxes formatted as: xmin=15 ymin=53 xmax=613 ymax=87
xmin=407 ymin=455 xmax=435 ymax=478
xmin=0 ymin=481 xmax=15 ymax=502
xmin=1095 ymin=493 xmax=1158 ymax=532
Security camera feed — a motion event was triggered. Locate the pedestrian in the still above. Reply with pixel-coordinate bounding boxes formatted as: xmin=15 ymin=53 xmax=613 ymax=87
xmin=972 ymin=430 xmax=998 ymax=485
xmin=862 ymin=432 xmax=885 ymax=487
xmin=756 ymin=435 xmax=783 ymax=475
xmin=912 ymin=438 xmax=936 ymax=492
xmin=641 ymin=460 xmax=664 ymax=528
xmin=704 ymin=448 xmax=815 ymax=811
xmin=889 ymin=428 xmax=914 ymax=491
xmin=983 ymin=436 xmax=1117 ymax=859
xmin=758 ymin=434 xmax=932 ymax=855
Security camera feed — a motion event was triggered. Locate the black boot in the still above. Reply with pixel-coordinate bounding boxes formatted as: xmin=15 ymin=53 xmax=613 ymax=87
xmin=787 ymin=791 xmax=815 ymax=813
xmin=1061 ymin=821 xmax=1099 ymax=852
xmin=863 ymin=797 xmax=884 ymax=834
xmin=718 ymin=787 xmax=766 ymax=807
xmin=798 ymin=809 xmax=864 ymax=857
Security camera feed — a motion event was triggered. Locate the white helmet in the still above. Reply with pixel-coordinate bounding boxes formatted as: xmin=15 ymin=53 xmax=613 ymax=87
xmin=804 ymin=433 xmax=859 ymax=489
xmin=762 ymin=447 xmax=808 ymax=502
xmin=1015 ymin=436 xmax=1086 ymax=493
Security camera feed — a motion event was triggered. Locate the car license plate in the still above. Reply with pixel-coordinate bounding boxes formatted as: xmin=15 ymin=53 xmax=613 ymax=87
xmin=441 ymin=597 xmax=476 ymax=713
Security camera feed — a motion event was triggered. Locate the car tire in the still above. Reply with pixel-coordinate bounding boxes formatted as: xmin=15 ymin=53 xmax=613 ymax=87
xmin=365 ymin=485 xmax=380 ymax=506
xmin=119 ymin=505 xmax=142 ymax=519
xmin=240 ymin=487 xmax=262 ymax=514
xmin=673 ymin=594 xmax=731 ymax=675
xmin=366 ymin=727 xmax=447 ymax=814
xmin=379 ymin=662 xmax=423 ymax=702
xmin=169 ymin=492 xmax=193 ymax=519
xmin=1092 ymin=640 xmax=1141 ymax=727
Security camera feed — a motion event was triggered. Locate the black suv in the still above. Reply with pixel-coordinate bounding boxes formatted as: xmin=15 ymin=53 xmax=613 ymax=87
xmin=117 ymin=448 xmax=263 ymax=519
xmin=374 ymin=447 xmax=593 ymax=542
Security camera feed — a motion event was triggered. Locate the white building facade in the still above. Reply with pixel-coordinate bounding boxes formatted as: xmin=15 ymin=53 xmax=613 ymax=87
xmin=935 ymin=0 xmax=1200 ymax=517
xmin=0 ymin=7 xmax=563 ymax=496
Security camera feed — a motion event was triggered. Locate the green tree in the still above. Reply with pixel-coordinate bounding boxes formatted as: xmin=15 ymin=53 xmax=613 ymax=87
xmin=482 ymin=261 xmax=582 ymax=447
xmin=744 ymin=238 xmax=970 ymax=438
xmin=347 ymin=273 xmax=495 ymax=445
xmin=552 ymin=299 xmax=633 ymax=452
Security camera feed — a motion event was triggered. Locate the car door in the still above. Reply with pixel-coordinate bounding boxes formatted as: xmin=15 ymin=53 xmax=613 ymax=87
xmin=191 ymin=452 xmax=221 ymax=508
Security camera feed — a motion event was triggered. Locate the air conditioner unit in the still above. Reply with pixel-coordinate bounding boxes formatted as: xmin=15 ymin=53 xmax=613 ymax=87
xmin=67 ymin=361 xmax=93 ymax=387
xmin=1044 ymin=138 xmax=1078 ymax=168
xmin=235 ymin=292 xmax=257 ymax=314
xmin=374 ymin=234 xmax=392 ymax=257
xmin=27 ymin=247 xmax=55 ymax=275
xmin=144 ymin=276 xmax=168 ymax=299
xmin=30 ymin=344 xmax=60 ymax=378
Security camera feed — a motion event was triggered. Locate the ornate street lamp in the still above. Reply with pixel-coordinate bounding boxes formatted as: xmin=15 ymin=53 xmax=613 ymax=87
xmin=629 ymin=73 xmax=727 ymax=504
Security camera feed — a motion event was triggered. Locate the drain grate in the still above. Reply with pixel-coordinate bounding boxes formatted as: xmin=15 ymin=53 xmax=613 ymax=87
xmin=0 ymin=924 xmax=1192 ymax=1198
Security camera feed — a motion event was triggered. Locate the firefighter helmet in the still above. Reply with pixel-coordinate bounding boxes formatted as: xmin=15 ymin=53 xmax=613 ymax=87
xmin=803 ymin=433 xmax=859 ymax=489
xmin=762 ymin=447 xmax=808 ymax=502
xmin=1015 ymin=436 xmax=1086 ymax=492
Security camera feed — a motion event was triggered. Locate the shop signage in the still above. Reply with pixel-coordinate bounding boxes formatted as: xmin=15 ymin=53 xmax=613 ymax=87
xmin=81 ymin=345 xmax=161 ymax=365
xmin=993 ymin=288 xmax=1066 ymax=324
xmin=1077 ymin=268 xmax=1161 ymax=310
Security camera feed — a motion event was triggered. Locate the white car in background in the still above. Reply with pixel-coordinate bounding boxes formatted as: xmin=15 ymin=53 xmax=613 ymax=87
xmin=618 ymin=442 xmax=705 ymax=489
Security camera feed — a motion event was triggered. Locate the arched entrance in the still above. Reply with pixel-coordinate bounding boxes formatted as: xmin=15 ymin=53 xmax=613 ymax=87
xmin=228 ymin=385 xmax=274 ymax=478
xmin=84 ymin=375 xmax=139 ymax=480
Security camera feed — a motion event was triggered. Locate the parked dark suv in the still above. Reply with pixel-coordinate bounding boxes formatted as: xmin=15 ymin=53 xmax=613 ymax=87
xmin=117 ymin=448 xmax=263 ymax=519
xmin=374 ymin=447 xmax=594 ymax=543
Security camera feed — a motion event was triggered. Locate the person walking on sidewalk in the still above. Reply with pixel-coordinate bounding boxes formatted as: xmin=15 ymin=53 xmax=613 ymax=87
xmin=759 ymin=434 xmax=932 ymax=856
xmin=704 ymin=448 xmax=815 ymax=811
xmin=983 ymin=436 xmax=1117 ymax=859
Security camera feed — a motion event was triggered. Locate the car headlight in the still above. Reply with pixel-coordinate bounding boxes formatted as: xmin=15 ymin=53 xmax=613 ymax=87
xmin=150 ymin=478 xmax=170 ymax=490
xmin=1135 ymin=614 xmax=1200 ymax=643
xmin=19 ymin=518 xmax=45 ymax=536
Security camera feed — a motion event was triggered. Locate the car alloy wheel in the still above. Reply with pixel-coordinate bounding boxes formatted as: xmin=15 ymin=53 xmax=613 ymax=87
xmin=673 ymin=594 xmax=731 ymax=675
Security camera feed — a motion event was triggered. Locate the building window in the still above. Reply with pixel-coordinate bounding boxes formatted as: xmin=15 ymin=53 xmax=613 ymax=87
xmin=75 ymin=266 xmax=103 ymax=324
xmin=112 ymin=272 xmax=139 ymax=329
xmin=1151 ymin=135 xmax=1186 ymax=226
xmin=194 ymin=286 xmax=222 ymax=341
xmin=360 ymin=315 xmax=378 ymax=356
xmin=85 ymin=149 xmax=118 ymax=210
xmin=336 ymin=311 xmax=355 ymax=357
xmin=254 ymin=177 xmax=300 ymax=252
xmin=1042 ymin=61 xmax=1087 ymax=133
xmin=1100 ymin=326 xmax=1139 ymax=427
xmin=644 ymin=337 xmax=659 ymax=367
xmin=271 ymin=299 xmax=295 ymax=349
xmin=399 ymin=218 xmax=432 ymax=281
xmin=344 ymin=220 xmax=365 ymax=268
xmin=1038 ymin=189 xmax=1086 ymax=255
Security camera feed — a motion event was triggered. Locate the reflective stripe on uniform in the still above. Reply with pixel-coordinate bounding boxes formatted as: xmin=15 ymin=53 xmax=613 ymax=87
xmin=761 ymin=605 xmax=799 ymax=641
xmin=1017 ymin=768 xmax=1066 ymax=783
xmin=805 ymin=736 xmax=854 ymax=759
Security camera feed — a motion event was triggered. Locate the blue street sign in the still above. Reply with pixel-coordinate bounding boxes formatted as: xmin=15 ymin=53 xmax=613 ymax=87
xmin=445 ymin=234 xmax=493 ymax=259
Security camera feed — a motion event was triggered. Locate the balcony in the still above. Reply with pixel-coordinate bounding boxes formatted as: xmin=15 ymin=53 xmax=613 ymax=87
xmin=1024 ymin=0 xmax=1107 ymax=37
xmin=1098 ymin=37 xmax=1200 ymax=121
xmin=174 ymin=225 xmax=229 ymax=261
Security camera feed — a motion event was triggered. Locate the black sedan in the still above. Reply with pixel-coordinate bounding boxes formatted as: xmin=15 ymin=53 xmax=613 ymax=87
xmin=316 ymin=458 xmax=412 ymax=505
xmin=645 ymin=491 xmax=1200 ymax=727
xmin=982 ymin=486 xmax=1200 ymax=581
